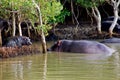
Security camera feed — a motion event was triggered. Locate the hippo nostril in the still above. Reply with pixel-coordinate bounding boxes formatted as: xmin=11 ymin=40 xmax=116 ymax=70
xmin=47 ymin=48 xmax=51 ymax=51
xmin=27 ymin=42 xmax=32 ymax=45
xmin=30 ymin=42 xmax=32 ymax=45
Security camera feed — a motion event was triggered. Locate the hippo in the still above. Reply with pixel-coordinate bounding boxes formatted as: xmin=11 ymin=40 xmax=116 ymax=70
xmin=0 ymin=18 xmax=9 ymax=30
xmin=47 ymin=40 xmax=115 ymax=54
xmin=101 ymin=37 xmax=120 ymax=43
xmin=4 ymin=36 xmax=32 ymax=47
xmin=101 ymin=21 xmax=120 ymax=33
xmin=103 ymin=16 xmax=120 ymax=24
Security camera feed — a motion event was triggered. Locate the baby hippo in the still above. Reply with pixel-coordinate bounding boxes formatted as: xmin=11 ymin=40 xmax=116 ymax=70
xmin=4 ymin=36 xmax=32 ymax=47
xmin=48 ymin=40 xmax=115 ymax=54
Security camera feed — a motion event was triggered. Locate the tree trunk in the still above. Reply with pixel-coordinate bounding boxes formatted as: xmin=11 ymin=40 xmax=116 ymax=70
xmin=92 ymin=6 xmax=102 ymax=34
xmin=109 ymin=9 xmax=118 ymax=37
xmin=109 ymin=0 xmax=120 ymax=37
xmin=18 ymin=13 xmax=22 ymax=36
xmin=27 ymin=26 xmax=31 ymax=37
xmin=12 ymin=12 xmax=16 ymax=36
xmin=41 ymin=30 xmax=47 ymax=53
xmin=18 ymin=21 xmax=22 ymax=36
xmin=0 ymin=29 xmax=2 ymax=46
xmin=70 ymin=0 xmax=75 ymax=24
xmin=32 ymin=0 xmax=47 ymax=53
xmin=70 ymin=0 xmax=79 ymax=25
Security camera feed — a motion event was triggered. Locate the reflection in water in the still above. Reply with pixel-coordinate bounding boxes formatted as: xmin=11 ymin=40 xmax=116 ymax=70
xmin=105 ymin=43 xmax=120 ymax=80
xmin=0 ymin=43 xmax=120 ymax=80
xmin=0 ymin=62 xmax=2 ymax=80
xmin=113 ymin=52 xmax=120 ymax=80
xmin=12 ymin=62 xmax=23 ymax=80
xmin=43 ymin=53 xmax=47 ymax=80
xmin=11 ymin=60 xmax=32 ymax=80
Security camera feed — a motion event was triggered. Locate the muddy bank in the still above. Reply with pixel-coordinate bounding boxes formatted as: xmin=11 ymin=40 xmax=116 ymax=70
xmin=0 ymin=45 xmax=40 ymax=58
xmin=47 ymin=24 xmax=120 ymax=40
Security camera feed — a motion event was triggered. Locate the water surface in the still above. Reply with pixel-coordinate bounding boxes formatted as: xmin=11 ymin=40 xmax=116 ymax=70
xmin=0 ymin=43 xmax=120 ymax=80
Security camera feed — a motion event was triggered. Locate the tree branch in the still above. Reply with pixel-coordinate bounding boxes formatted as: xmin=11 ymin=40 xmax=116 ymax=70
xmin=117 ymin=0 xmax=120 ymax=7
xmin=92 ymin=7 xmax=97 ymax=19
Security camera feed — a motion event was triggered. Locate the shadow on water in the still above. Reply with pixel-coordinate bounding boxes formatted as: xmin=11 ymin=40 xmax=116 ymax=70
xmin=0 ymin=42 xmax=120 ymax=80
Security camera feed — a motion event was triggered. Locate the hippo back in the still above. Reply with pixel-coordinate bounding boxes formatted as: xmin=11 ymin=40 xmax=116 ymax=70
xmin=60 ymin=40 xmax=73 ymax=52
xmin=67 ymin=40 xmax=115 ymax=54
xmin=53 ymin=40 xmax=115 ymax=54
xmin=4 ymin=36 xmax=32 ymax=47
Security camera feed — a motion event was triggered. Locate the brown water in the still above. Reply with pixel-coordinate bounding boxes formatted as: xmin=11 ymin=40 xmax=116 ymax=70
xmin=0 ymin=42 xmax=120 ymax=80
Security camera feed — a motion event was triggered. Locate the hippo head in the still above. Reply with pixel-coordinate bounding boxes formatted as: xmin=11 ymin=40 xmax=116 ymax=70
xmin=47 ymin=40 xmax=62 ymax=51
xmin=21 ymin=36 xmax=32 ymax=45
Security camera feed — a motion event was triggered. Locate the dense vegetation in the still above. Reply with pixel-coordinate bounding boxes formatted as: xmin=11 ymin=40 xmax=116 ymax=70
xmin=0 ymin=0 xmax=119 ymax=53
xmin=0 ymin=0 xmax=65 ymax=53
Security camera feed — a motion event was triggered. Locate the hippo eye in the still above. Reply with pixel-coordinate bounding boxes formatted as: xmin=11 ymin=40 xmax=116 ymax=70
xmin=24 ymin=38 xmax=28 ymax=41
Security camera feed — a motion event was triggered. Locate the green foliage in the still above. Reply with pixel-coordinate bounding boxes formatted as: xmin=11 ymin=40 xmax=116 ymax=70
xmin=0 ymin=0 xmax=66 ymax=36
xmin=34 ymin=0 xmax=64 ymax=35
xmin=48 ymin=8 xmax=70 ymax=24
xmin=39 ymin=0 xmax=63 ymax=24
xmin=0 ymin=0 xmax=10 ymax=18
xmin=34 ymin=24 xmax=52 ymax=36
xmin=0 ymin=0 xmax=35 ymax=20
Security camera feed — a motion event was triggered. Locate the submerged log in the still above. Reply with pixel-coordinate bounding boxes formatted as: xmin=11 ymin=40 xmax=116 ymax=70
xmin=0 ymin=45 xmax=40 ymax=58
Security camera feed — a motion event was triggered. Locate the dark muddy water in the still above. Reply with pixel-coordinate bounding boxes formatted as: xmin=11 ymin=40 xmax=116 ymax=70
xmin=0 ymin=42 xmax=120 ymax=80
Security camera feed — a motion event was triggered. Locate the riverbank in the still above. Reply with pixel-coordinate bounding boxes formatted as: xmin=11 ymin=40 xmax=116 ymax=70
xmin=46 ymin=24 xmax=120 ymax=41
xmin=0 ymin=45 xmax=40 ymax=58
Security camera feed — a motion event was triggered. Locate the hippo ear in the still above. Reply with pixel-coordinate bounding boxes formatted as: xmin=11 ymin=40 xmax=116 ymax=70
xmin=57 ymin=40 xmax=61 ymax=46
